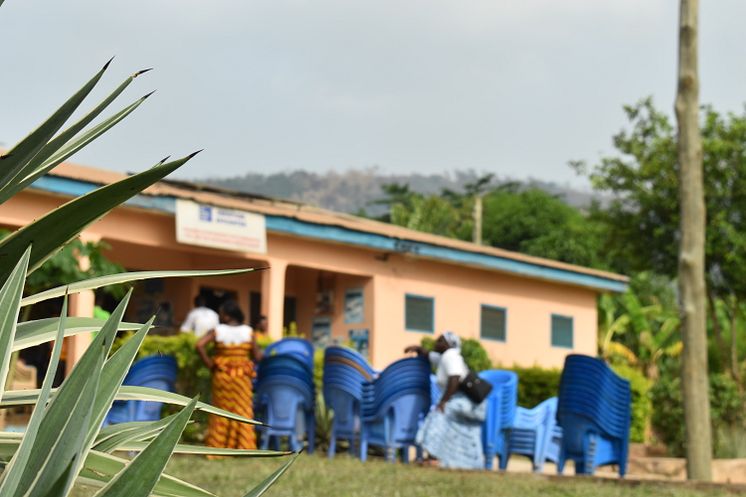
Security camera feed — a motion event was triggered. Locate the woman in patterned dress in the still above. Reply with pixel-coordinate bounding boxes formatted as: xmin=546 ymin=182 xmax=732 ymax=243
xmin=196 ymin=300 xmax=261 ymax=450
xmin=406 ymin=332 xmax=487 ymax=469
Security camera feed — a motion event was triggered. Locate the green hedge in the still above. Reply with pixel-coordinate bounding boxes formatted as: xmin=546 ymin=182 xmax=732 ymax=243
xmin=651 ymin=368 xmax=746 ymax=457
xmin=610 ymin=363 xmax=651 ymax=443
xmin=505 ymin=365 xmax=561 ymax=408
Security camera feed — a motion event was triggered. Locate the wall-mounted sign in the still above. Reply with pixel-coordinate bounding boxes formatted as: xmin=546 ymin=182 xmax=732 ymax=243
xmin=344 ymin=288 xmax=364 ymax=324
xmin=176 ymin=199 xmax=267 ymax=253
xmin=348 ymin=328 xmax=369 ymax=359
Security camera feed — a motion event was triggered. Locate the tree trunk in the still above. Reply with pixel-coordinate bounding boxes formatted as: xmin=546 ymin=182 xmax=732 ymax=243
xmin=675 ymin=0 xmax=713 ymax=481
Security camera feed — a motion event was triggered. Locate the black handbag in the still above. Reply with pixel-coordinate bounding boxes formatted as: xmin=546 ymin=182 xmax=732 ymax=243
xmin=459 ymin=371 xmax=493 ymax=404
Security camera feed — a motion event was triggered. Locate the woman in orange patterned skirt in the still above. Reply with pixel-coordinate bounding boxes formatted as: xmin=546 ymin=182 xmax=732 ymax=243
xmin=196 ymin=300 xmax=261 ymax=450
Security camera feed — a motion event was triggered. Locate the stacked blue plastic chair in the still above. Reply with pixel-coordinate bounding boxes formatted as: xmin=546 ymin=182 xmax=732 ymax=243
xmin=359 ymin=356 xmax=431 ymax=463
xmin=264 ymin=337 xmax=314 ymax=373
xmin=429 ymin=374 xmax=441 ymax=409
xmin=479 ymin=369 xmax=518 ymax=470
xmin=255 ymin=338 xmax=316 ymax=453
xmin=506 ymin=397 xmax=562 ymax=472
xmin=104 ymin=355 xmax=178 ymax=425
xmin=323 ymin=346 xmax=377 ymax=458
xmin=557 ymin=354 xmax=631 ymax=477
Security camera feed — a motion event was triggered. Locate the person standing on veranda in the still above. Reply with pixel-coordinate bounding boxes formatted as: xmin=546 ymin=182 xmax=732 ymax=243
xmin=181 ymin=295 xmax=219 ymax=337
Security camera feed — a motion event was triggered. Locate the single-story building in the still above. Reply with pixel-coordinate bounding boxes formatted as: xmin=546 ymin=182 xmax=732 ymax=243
xmin=0 ymin=161 xmax=628 ymax=371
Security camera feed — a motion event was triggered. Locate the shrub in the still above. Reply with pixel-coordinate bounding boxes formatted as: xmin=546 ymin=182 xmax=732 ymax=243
xmin=651 ymin=366 xmax=746 ymax=457
xmin=610 ymin=363 xmax=652 ymax=443
xmin=506 ymin=365 xmax=561 ymax=408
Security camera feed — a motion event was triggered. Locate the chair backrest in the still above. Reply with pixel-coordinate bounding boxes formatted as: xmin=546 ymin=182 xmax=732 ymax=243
xmin=362 ymin=357 xmax=430 ymax=418
xmin=323 ymin=386 xmax=359 ymax=433
xmin=557 ymin=354 xmax=631 ymax=441
xmin=479 ymin=369 xmax=518 ymax=429
xmin=265 ymin=338 xmax=314 ymax=372
xmin=513 ymin=396 xmax=558 ymax=429
xmin=256 ymin=354 xmax=314 ymax=391
xmin=429 ymin=374 xmax=441 ymax=407
xmin=255 ymin=380 xmax=314 ymax=431
xmin=123 ymin=356 xmax=178 ymax=389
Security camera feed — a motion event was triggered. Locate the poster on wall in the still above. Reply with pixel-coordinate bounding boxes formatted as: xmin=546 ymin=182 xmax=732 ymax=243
xmin=348 ymin=328 xmax=369 ymax=360
xmin=312 ymin=317 xmax=332 ymax=348
xmin=175 ymin=199 xmax=267 ymax=253
xmin=344 ymin=288 xmax=364 ymax=323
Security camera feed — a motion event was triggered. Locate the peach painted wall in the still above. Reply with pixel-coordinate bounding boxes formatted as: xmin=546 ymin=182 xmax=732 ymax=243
xmin=1 ymin=189 xmax=601 ymax=370
xmin=370 ymin=254 xmax=597 ymax=369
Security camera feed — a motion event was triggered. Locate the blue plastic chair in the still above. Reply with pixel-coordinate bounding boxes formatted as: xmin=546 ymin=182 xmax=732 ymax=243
xmin=556 ymin=354 xmax=631 ymax=477
xmin=104 ymin=355 xmax=178 ymax=425
xmin=323 ymin=346 xmax=376 ymax=458
xmin=359 ymin=357 xmax=431 ymax=463
xmin=255 ymin=377 xmax=315 ymax=453
xmin=429 ymin=374 xmax=441 ymax=408
xmin=506 ymin=397 xmax=562 ymax=472
xmin=254 ymin=354 xmax=316 ymax=453
xmin=264 ymin=338 xmax=314 ymax=373
xmin=479 ymin=370 xmax=518 ymax=470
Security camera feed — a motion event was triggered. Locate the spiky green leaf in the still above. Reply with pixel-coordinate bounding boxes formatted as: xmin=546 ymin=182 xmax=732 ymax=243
xmin=0 ymin=153 xmax=199 ymax=282
xmin=0 ymin=61 xmax=110 ymax=196
xmin=22 ymin=268 xmax=252 ymax=307
xmin=13 ymin=317 xmax=144 ymax=351
xmin=0 ymin=246 xmax=30 ymax=400
xmin=242 ymin=453 xmax=300 ymax=497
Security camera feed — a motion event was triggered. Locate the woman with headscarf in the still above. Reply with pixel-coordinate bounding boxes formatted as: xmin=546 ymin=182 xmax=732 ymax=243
xmin=405 ymin=332 xmax=487 ymax=469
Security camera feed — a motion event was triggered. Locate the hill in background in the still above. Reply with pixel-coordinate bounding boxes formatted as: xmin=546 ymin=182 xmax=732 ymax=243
xmin=201 ymin=168 xmax=598 ymax=215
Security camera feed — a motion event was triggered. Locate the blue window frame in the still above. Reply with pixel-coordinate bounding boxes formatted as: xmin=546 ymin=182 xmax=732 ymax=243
xmin=405 ymin=294 xmax=434 ymax=333
xmin=480 ymin=305 xmax=507 ymax=342
xmin=551 ymin=314 xmax=574 ymax=348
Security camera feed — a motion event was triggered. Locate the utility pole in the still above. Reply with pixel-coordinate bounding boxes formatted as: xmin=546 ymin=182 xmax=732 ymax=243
xmin=473 ymin=194 xmax=483 ymax=245
xmin=675 ymin=0 xmax=712 ymax=481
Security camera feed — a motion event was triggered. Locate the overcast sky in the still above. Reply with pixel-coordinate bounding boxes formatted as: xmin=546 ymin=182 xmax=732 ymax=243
xmin=2 ymin=1 xmax=745 ymax=187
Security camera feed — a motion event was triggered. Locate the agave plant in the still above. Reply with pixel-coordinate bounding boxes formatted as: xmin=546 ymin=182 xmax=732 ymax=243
xmin=0 ymin=13 xmax=296 ymax=497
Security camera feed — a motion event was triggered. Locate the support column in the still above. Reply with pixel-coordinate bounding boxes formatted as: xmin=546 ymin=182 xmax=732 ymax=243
xmin=261 ymin=259 xmax=287 ymax=341
xmin=65 ymin=232 xmax=99 ymax=375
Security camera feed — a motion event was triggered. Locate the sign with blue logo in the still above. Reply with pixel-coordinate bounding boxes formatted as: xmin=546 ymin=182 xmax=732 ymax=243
xmin=176 ymin=199 xmax=267 ymax=253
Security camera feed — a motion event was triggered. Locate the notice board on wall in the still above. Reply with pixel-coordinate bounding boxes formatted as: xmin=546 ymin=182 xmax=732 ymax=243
xmin=176 ymin=199 xmax=267 ymax=253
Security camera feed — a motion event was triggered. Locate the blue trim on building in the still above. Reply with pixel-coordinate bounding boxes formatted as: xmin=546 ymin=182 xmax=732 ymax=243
xmin=30 ymin=175 xmax=628 ymax=293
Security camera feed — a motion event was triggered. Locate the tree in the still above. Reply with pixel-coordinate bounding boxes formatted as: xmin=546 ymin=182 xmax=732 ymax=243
xmin=676 ymin=0 xmax=712 ymax=479
xmin=481 ymin=185 xmax=605 ymax=268
xmin=576 ymin=101 xmax=746 ymax=378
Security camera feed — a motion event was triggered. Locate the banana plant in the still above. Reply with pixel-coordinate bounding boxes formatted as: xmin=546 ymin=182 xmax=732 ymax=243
xmin=0 ymin=11 xmax=297 ymax=496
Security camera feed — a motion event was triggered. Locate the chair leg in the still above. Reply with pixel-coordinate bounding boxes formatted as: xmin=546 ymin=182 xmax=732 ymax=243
xmin=328 ymin=432 xmax=337 ymax=459
xmin=260 ymin=431 xmax=270 ymax=450
xmin=360 ymin=429 xmax=368 ymax=462
xmin=307 ymin=413 xmax=316 ymax=454
xmin=484 ymin=454 xmax=494 ymax=470
xmin=271 ymin=436 xmax=280 ymax=451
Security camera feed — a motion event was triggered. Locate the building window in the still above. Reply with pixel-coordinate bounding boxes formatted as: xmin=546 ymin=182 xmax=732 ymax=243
xmin=551 ymin=314 xmax=574 ymax=348
xmin=481 ymin=305 xmax=507 ymax=342
xmin=405 ymin=294 xmax=434 ymax=333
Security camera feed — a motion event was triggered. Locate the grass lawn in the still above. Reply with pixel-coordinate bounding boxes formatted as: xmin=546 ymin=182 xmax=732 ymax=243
xmin=118 ymin=454 xmax=741 ymax=497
